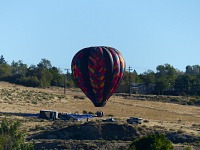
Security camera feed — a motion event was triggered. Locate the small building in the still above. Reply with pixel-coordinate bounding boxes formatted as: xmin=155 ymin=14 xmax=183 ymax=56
xmin=131 ymin=83 xmax=154 ymax=94
xmin=39 ymin=110 xmax=58 ymax=120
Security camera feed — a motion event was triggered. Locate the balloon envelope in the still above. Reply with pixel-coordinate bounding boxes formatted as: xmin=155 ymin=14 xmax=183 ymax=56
xmin=71 ymin=46 xmax=125 ymax=107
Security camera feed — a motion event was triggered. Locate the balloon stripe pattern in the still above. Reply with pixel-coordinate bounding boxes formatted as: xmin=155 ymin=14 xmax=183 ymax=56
xmin=107 ymin=48 xmax=120 ymax=99
xmin=111 ymin=49 xmax=126 ymax=93
xmin=88 ymin=47 xmax=106 ymax=103
xmin=71 ymin=46 xmax=125 ymax=107
xmin=71 ymin=50 xmax=93 ymax=101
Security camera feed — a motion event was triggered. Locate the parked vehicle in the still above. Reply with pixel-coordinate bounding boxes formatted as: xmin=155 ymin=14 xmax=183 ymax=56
xmin=96 ymin=111 xmax=104 ymax=117
xmin=127 ymin=117 xmax=143 ymax=124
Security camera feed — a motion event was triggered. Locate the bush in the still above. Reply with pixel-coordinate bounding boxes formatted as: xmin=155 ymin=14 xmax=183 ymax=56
xmin=108 ymin=114 xmax=114 ymax=117
xmin=128 ymin=133 xmax=173 ymax=150
xmin=88 ymin=111 xmax=94 ymax=114
xmin=82 ymin=110 xmax=88 ymax=114
xmin=186 ymin=101 xmax=194 ymax=105
xmin=185 ymin=145 xmax=192 ymax=150
xmin=0 ymin=118 xmax=34 ymax=150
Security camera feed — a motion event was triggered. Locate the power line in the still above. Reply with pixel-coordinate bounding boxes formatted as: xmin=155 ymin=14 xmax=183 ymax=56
xmin=64 ymin=69 xmax=70 ymax=94
xmin=127 ymin=66 xmax=133 ymax=96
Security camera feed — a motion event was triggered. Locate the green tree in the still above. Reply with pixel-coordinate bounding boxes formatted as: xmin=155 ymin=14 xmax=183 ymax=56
xmin=186 ymin=65 xmax=200 ymax=75
xmin=117 ymin=70 xmax=141 ymax=93
xmin=0 ymin=118 xmax=34 ymax=150
xmin=121 ymin=70 xmax=141 ymax=85
xmin=26 ymin=65 xmax=37 ymax=77
xmin=0 ymin=64 xmax=11 ymax=79
xmin=8 ymin=60 xmax=28 ymax=84
xmin=128 ymin=133 xmax=173 ymax=150
xmin=154 ymin=64 xmax=176 ymax=94
xmin=139 ymin=70 xmax=155 ymax=86
xmin=49 ymin=67 xmax=64 ymax=86
xmin=174 ymin=75 xmax=192 ymax=95
xmin=37 ymin=68 xmax=53 ymax=87
xmin=37 ymin=59 xmax=53 ymax=87
xmin=190 ymin=74 xmax=200 ymax=95
xmin=0 ymin=55 xmax=7 ymax=65
xmin=11 ymin=60 xmax=28 ymax=77
xmin=20 ymin=76 xmax=40 ymax=87
xmin=65 ymin=71 xmax=75 ymax=87
xmin=186 ymin=65 xmax=193 ymax=74
xmin=37 ymin=58 xmax=52 ymax=69
xmin=23 ymin=65 xmax=40 ymax=87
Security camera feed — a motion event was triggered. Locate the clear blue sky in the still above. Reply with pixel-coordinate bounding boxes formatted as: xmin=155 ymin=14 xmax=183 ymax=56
xmin=0 ymin=0 xmax=200 ymax=73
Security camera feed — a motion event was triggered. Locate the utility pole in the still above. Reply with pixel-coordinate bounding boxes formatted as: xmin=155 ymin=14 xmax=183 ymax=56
xmin=64 ymin=69 xmax=70 ymax=94
xmin=127 ymin=66 xmax=132 ymax=96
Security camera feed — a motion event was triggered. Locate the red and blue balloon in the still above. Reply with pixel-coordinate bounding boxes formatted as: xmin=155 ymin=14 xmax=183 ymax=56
xmin=71 ymin=46 xmax=125 ymax=107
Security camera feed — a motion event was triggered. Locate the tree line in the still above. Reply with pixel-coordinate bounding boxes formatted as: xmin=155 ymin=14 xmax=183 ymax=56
xmin=0 ymin=55 xmax=74 ymax=88
xmin=1 ymin=55 xmax=200 ymax=96
xmin=123 ymin=63 xmax=200 ymax=96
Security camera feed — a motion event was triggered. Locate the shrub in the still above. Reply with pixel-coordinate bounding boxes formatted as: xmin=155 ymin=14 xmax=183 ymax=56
xmin=88 ymin=111 xmax=94 ymax=114
xmin=193 ymin=99 xmax=200 ymax=105
xmin=185 ymin=145 xmax=192 ymax=150
xmin=82 ymin=110 xmax=87 ymax=114
xmin=170 ymin=98 xmax=180 ymax=103
xmin=0 ymin=118 xmax=34 ymax=150
xmin=108 ymin=114 xmax=114 ymax=117
xmin=186 ymin=101 xmax=194 ymax=105
xmin=143 ymin=119 xmax=149 ymax=123
xmin=128 ymin=133 xmax=173 ymax=150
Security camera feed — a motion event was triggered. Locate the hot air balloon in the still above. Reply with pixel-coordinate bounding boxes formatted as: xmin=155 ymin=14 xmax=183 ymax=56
xmin=71 ymin=46 xmax=125 ymax=107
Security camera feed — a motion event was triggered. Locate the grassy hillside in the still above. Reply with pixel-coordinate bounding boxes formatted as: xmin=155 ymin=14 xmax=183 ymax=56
xmin=0 ymin=81 xmax=199 ymax=149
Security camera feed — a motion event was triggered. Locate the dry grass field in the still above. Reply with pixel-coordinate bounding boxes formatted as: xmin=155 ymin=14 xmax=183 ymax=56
xmin=0 ymin=81 xmax=200 ymax=140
